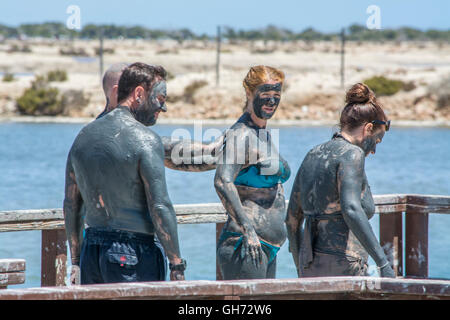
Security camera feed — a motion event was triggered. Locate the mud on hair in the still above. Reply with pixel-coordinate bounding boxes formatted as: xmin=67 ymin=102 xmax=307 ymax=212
xmin=339 ymin=83 xmax=388 ymax=131
xmin=117 ymin=62 xmax=167 ymax=104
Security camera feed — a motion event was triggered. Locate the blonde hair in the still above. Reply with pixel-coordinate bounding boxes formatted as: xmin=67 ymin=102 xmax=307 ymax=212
xmin=243 ymin=65 xmax=285 ymax=93
xmin=242 ymin=66 xmax=285 ymax=111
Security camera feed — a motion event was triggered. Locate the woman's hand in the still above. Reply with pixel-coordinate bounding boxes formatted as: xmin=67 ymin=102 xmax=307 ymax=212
xmin=241 ymin=228 xmax=263 ymax=267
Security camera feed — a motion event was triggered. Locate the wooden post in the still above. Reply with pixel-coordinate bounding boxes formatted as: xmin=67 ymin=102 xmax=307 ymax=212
xmin=405 ymin=209 xmax=428 ymax=278
xmin=340 ymin=28 xmax=345 ymax=89
xmin=216 ymin=25 xmax=221 ymax=87
xmin=99 ymin=28 xmax=104 ymax=82
xmin=379 ymin=212 xmax=403 ymax=276
xmin=41 ymin=229 xmax=67 ymax=287
xmin=216 ymin=222 xmax=225 ymax=280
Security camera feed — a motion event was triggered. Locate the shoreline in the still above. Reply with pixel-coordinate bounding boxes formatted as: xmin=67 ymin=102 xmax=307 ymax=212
xmin=1 ymin=116 xmax=449 ymax=128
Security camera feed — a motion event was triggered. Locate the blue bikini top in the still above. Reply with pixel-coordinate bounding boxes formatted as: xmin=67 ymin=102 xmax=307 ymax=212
xmin=227 ymin=112 xmax=290 ymax=188
xmin=234 ymin=160 xmax=290 ymax=188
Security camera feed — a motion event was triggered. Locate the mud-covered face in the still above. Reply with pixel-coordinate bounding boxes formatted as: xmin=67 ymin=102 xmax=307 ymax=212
xmin=361 ymin=126 xmax=385 ymax=156
xmin=134 ymin=80 xmax=167 ymax=126
xmin=252 ymin=83 xmax=282 ymax=119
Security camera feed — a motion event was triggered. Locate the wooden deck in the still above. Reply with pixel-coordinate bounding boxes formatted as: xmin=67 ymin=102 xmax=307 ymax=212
xmin=0 ymin=193 xmax=449 ymax=299
xmin=0 ymin=277 xmax=449 ymax=300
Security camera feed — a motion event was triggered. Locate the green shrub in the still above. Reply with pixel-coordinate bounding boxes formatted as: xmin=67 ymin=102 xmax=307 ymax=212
xmin=16 ymin=78 xmax=62 ymax=115
xmin=94 ymin=47 xmax=115 ymax=55
xmin=47 ymin=69 xmax=68 ymax=82
xmin=363 ymin=76 xmax=404 ymax=96
xmin=59 ymin=47 xmax=88 ymax=56
xmin=2 ymin=72 xmax=15 ymax=82
xmin=7 ymin=44 xmax=32 ymax=53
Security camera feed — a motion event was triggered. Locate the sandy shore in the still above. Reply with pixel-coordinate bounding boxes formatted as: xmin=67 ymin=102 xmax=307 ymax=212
xmin=1 ymin=38 xmax=449 ymax=123
xmin=1 ymin=115 xmax=449 ymax=128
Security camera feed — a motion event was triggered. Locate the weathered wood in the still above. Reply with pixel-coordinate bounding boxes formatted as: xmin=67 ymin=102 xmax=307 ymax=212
xmin=0 ymin=221 xmax=64 ymax=232
xmin=0 ymin=194 xmax=448 ymax=292
xmin=0 ymin=259 xmax=26 ymax=288
xmin=407 ymin=194 xmax=450 ymax=206
xmin=0 ymin=259 xmax=25 ymax=273
xmin=216 ymin=222 xmax=225 ymax=280
xmin=379 ymin=212 xmax=403 ymax=276
xmin=0 ymin=195 xmax=447 ymax=232
xmin=41 ymin=230 xmax=67 ymax=287
xmin=0 ymin=272 xmax=25 ymax=287
xmin=0 ymin=277 xmax=449 ymax=300
xmin=405 ymin=209 xmax=429 ymax=278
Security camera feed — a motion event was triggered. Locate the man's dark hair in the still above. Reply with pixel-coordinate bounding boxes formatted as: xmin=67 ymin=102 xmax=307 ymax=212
xmin=117 ymin=62 xmax=167 ymax=103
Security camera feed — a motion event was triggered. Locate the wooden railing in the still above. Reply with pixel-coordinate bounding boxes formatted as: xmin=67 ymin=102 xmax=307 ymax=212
xmin=0 ymin=194 xmax=449 ymax=287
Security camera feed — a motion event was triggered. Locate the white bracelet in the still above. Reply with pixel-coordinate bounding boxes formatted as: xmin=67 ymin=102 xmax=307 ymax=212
xmin=378 ymin=261 xmax=390 ymax=269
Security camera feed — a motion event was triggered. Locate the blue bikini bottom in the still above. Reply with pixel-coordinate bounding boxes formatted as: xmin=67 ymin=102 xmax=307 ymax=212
xmin=219 ymin=230 xmax=280 ymax=264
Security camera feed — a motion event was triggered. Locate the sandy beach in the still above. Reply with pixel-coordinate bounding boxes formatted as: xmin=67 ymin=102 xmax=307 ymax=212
xmin=1 ymin=38 xmax=449 ymax=123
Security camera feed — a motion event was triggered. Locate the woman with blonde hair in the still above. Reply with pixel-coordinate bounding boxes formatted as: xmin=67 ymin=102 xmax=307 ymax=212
xmin=286 ymin=83 xmax=395 ymax=278
xmin=214 ymin=65 xmax=291 ymax=279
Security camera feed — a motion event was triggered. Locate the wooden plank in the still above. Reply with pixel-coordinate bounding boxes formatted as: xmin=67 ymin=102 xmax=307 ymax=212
xmin=216 ymin=222 xmax=225 ymax=280
xmin=176 ymin=214 xmax=227 ymax=224
xmin=374 ymin=194 xmax=407 ymax=205
xmin=407 ymin=194 xmax=450 ymax=206
xmin=0 ymin=272 xmax=25 ymax=286
xmin=0 ymin=277 xmax=449 ymax=300
xmin=379 ymin=212 xmax=403 ymax=276
xmin=406 ymin=204 xmax=450 ymax=214
xmin=376 ymin=204 xmax=407 ymax=214
xmin=0 ymin=259 xmax=25 ymax=273
xmin=0 ymin=221 xmax=64 ymax=233
xmin=0 ymin=195 xmax=447 ymax=233
xmin=405 ymin=209 xmax=429 ymax=278
xmin=41 ymin=230 xmax=67 ymax=287
xmin=0 ymin=208 xmax=63 ymax=223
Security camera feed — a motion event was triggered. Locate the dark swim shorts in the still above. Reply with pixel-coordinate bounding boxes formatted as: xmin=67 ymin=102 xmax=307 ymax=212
xmin=80 ymin=227 xmax=167 ymax=284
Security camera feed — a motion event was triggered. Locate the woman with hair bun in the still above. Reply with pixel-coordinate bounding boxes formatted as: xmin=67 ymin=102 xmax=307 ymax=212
xmin=286 ymin=83 xmax=395 ymax=278
xmin=214 ymin=65 xmax=291 ymax=279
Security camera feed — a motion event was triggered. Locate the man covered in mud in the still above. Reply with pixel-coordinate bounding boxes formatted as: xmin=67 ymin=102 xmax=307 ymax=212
xmin=64 ymin=62 xmax=188 ymax=284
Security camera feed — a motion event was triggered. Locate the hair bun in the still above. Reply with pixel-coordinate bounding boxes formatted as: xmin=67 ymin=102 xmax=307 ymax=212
xmin=345 ymin=83 xmax=375 ymax=105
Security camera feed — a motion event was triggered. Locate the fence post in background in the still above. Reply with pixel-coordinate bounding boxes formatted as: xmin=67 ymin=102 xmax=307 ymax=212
xmin=41 ymin=229 xmax=67 ymax=287
xmin=99 ymin=27 xmax=104 ymax=82
xmin=340 ymin=28 xmax=345 ymax=89
xmin=405 ymin=209 xmax=429 ymax=278
xmin=379 ymin=212 xmax=403 ymax=276
xmin=216 ymin=25 xmax=221 ymax=87
xmin=216 ymin=222 xmax=225 ymax=280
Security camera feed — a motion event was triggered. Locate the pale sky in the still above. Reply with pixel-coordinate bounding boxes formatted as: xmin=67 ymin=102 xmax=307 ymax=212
xmin=1 ymin=0 xmax=449 ymax=35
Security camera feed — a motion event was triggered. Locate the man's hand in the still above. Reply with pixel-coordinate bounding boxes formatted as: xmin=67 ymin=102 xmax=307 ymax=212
xmin=170 ymin=270 xmax=185 ymax=281
xmin=379 ymin=263 xmax=396 ymax=278
xmin=70 ymin=265 xmax=81 ymax=285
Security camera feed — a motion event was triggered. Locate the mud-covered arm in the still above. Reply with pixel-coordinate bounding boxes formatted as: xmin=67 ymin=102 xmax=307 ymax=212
xmin=161 ymin=134 xmax=224 ymax=172
xmin=285 ymin=169 xmax=304 ymax=273
xmin=338 ymin=149 xmax=391 ymax=269
xmin=213 ymin=132 xmax=263 ymax=265
xmin=139 ymin=136 xmax=183 ymax=267
xmin=63 ymin=154 xmax=84 ymax=266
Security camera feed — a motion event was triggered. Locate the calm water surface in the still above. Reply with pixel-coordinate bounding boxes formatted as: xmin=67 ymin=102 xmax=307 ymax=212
xmin=0 ymin=122 xmax=449 ymax=288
